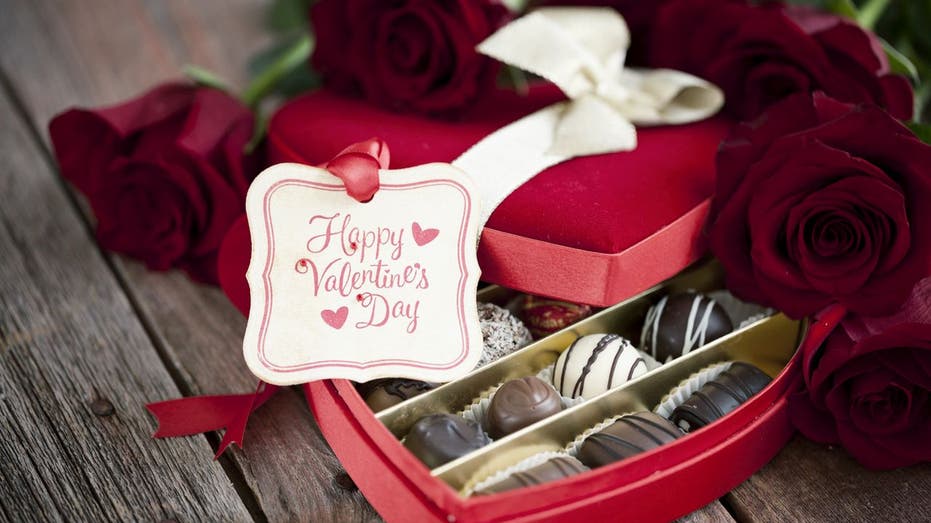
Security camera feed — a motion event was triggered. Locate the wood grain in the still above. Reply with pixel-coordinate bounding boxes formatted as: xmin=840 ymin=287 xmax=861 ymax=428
xmin=678 ymin=501 xmax=735 ymax=523
xmin=0 ymin=81 xmax=252 ymax=522
xmin=0 ymin=1 xmax=378 ymax=520
xmin=726 ymin=436 xmax=931 ymax=523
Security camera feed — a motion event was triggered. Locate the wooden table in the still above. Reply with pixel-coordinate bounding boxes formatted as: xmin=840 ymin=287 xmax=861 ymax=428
xmin=0 ymin=1 xmax=928 ymax=521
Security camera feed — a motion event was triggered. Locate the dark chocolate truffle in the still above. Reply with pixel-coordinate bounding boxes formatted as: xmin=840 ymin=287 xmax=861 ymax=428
xmin=671 ymin=362 xmax=772 ymax=432
xmin=487 ymin=377 xmax=563 ymax=438
xmin=362 ymin=379 xmax=435 ymax=411
xmin=518 ymin=295 xmax=593 ymax=339
xmin=474 ymin=455 xmax=588 ymax=495
xmin=403 ymin=414 xmax=491 ymax=468
xmin=577 ymin=412 xmax=682 ymax=468
xmin=553 ymin=334 xmax=648 ymax=399
xmin=640 ymin=292 xmax=733 ymax=362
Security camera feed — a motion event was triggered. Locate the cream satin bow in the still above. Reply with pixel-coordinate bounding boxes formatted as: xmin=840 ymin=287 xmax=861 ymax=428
xmin=476 ymin=7 xmax=724 ymax=156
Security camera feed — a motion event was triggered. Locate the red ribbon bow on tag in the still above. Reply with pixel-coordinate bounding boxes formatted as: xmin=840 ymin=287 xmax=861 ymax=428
xmin=323 ymin=138 xmax=390 ymax=202
xmin=147 ymin=138 xmax=390 ymax=456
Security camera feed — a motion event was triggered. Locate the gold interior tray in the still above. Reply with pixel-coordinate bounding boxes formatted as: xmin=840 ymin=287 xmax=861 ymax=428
xmin=433 ymin=313 xmax=801 ymax=491
xmin=372 ymin=259 xmax=803 ymax=492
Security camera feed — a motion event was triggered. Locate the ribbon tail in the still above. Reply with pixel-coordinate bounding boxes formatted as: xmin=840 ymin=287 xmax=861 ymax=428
xmin=617 ymin=69 xmax=724 ymax=125
xmin=453 ymin=104 xmax=569 ymax=228
xmin=550 ymin=95 xmax=637 ymax=156
xmin=145 ymin=381 xmax=281 ymax=457
xmin=214 ymin=381 xmax=281 ymax=458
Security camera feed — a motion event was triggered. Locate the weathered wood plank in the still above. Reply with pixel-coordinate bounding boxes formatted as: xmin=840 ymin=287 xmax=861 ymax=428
xmin=726 ymin=436 xmax=931 ymax=522
xmin=678 ymin=501 xmax=736 ymax=523
xmin=0 ymin=82 xmax=252 ymax=522
xmin=0 ymin=1 xmax=378 ymax=520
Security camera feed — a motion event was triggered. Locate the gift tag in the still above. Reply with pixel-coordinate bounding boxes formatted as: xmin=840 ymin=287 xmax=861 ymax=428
xmin=243 ymin=162 xmax=482 ymax=385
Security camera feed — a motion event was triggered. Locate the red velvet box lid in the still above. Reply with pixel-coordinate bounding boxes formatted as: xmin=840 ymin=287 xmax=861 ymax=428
xmin=267 ymin=86 xmax=733 ymax=306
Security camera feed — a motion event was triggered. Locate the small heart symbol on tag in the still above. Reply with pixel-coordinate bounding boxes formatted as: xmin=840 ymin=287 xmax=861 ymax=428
xmin=412 ymin=222 xmax=439 ymax=246
xmin=321 ymin=306 xmax=349 ymax=330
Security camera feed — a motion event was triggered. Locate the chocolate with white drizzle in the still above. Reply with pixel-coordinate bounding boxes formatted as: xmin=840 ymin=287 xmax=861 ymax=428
xmin=474 ymin=455 xmax=588 ymax=495
xmin=552 ymin=334 xmax=647 ymax=400
xmin=577 ymin=412 xmax=682 ymax=468
xmin=670 ymin=362 xmax=772 ymax=432
xmin=640 ymin=292 xmax=733 ymax=363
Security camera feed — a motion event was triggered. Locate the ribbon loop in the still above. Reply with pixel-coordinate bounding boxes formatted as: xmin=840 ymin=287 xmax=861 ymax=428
xmin=321 ymin=137 xmax=391 ymax=202
xmin=476 ymin=7 xmax=724 ymax=156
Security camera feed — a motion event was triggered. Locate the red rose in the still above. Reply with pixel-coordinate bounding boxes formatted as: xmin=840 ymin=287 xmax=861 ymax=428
xmin=650 ymin=0 xmax=913 ymax=120
xmin=708 ymin=93 xmax=931 ymax=318
xmin=49 ymin=83 xmax=258 ymax=283
xmin=310 ymin=0 xmax=510 ymax=114
xmin=790 ymin=321 xmax=931 ymax=470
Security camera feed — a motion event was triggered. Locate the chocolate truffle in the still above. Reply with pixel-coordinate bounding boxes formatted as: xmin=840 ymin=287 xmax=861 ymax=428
xmin=474 ymin=455 xmax=588 ymax=495
xmin=403 ymin=414 xmax=492 ymax=468
xmin=362 ymin=379 xmax=435 ymax=412
xmin=577 ymin=412 xmax=682 ymax=468
xmin=477 ymin=302 xmax=533 ymax=368
xmin=640 ymin=292 xmax=733 ymax=362
xmin=487 ymin=377 xmax=563 ymax=438
xmin=518 ymin=295 xmax=593 ymax=339
xmin=671 ymin=362 xmax=772 ymax=432
xmin=552 ymin=334 xmax=648 ymax=399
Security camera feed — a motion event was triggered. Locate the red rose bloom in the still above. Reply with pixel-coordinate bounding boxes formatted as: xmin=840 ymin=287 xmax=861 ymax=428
xmin=650 ymin=0 xmax=914 ymax=120
xmin=708 ymin=93 xmax=931 ymax=318
xmin=310 ymin=0 xmax=510 ymax=114
xmin=49 ymin=83 xmax=258 ymax=283
xmin=790 ymin=321 xmax=931 ymax=470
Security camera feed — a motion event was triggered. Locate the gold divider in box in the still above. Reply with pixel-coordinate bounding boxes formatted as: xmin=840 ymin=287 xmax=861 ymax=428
xmin=376 ymin=259 xmax=726 ymax=438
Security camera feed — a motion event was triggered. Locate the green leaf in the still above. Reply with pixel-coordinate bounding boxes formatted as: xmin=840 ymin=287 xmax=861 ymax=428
xmin=267 ymin=0 xmax=311 ymax=33
xmin=242 ymin=32 xmax=314 ymax=108
xmin=183 ymin=65 xmax=231 ymax=92
xmin=907 ymin=121 xmax=931 ymax=144
xmin=824 ymin=0 xmax=859 ymax=19
xmin=245 ymin=112 xmax=268 ymax=155
xmin=881 ymin=39 xmax=920 ymax=83
xmin=857 ymin=0 xmax=890 ymax=30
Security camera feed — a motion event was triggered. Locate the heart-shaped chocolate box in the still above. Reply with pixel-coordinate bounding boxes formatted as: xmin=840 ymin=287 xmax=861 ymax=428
xmin=302 ymin=260 xmax=819 ymax=522
xmin=262 ymin=88 xmax=825 ymax=522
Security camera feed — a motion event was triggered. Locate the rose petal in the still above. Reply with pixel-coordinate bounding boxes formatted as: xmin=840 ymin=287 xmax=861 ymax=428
xmin=789 ymin=389 xmax=840 ymax=444
xmin=835 ymin=419 xmax=920 ymax=469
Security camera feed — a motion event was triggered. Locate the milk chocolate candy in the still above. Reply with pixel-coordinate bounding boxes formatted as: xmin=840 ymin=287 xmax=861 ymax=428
xmin=474 ymin=455 xmax=588 ymax=495
xmin=403 ymin=414 xmax=492 ymax=469
xmin=578 ymin=412 xmax=682 ymax=468
xmin=487 ymin=377 xmax=563 ymax=439
xmin=671 ymin=362 xmax=772 ymax=432
xmin=640 ymin=292 xmax=733 ymax=362
xmin=553 ymin=334 xmax=648 ymax=399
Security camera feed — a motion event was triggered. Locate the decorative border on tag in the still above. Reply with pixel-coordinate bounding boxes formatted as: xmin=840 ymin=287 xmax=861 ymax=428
xmin=256 ymin=178 xmax=475 ymax=372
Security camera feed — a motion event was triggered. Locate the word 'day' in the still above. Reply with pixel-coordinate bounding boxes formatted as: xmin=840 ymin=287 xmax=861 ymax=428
xmin=243 ymin=163 xmax=482 ymax=385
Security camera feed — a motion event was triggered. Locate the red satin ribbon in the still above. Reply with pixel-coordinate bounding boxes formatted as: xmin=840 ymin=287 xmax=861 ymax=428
xmin=321 ymin=138 xmax=390 ymax=202
xmin=147 ymin=381 xmax=280 ymax=457
xmin=146 ymin=138 xmax=390 ymax=457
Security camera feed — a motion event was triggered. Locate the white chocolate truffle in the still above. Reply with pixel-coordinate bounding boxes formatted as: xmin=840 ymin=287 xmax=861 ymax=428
xmin=552 ymin=334 xmax=647 ymax=399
